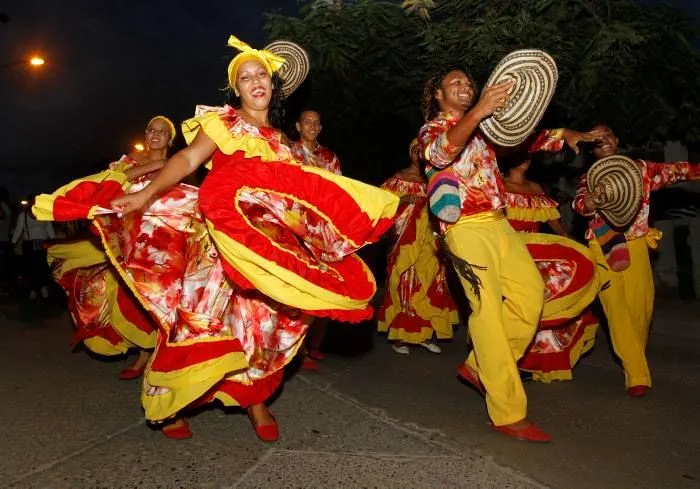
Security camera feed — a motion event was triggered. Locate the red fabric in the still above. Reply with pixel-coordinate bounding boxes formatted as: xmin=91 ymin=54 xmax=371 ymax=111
xmin=509 ymin=220 xmax=540 ymax=233
xmin=149 ymin=331 xmax=245 ymax=373
xmin=115 ymin=287 xmax=153 ymax=336
xmin=198 ymin=153 xmax=389 ymax=321
xmin=519 ymin=311 xmax=598 ymax=372
xmin=198 ymin=370 xmax=284 ymax=408
xmin=385 ymin=312 xmax=432 ymax=334
xmin=527 ymin=242 xmax=595 ymax=301
xmin=53 ymin=181 xmax=125 ymax=221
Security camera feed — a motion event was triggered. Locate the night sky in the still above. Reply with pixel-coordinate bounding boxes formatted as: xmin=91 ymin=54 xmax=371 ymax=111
xmin=0 ymin=0 xmax=297 ymax=199
xmin=1 ymin=0 xmax=698 ymax=200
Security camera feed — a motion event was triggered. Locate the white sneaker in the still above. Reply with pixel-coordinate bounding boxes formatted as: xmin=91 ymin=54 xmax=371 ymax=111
xmin=392 ymin=344 xmax=410 ymax=355
xmin=421 ymin=341 xmax=441 ymax=354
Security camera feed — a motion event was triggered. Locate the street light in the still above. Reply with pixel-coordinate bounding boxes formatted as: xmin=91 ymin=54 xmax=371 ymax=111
xmin=1 ymin=54 xmax=46 ymax=70
xmin=133 ymin=143 xmax=145 ymax=152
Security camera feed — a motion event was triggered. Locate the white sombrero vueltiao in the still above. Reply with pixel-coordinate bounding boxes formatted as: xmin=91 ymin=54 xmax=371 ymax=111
xmin=479 ymin=49 xmax=559 ymax=147
xmin=586 ymin=154 xmax=644 ymax=228
xmin=265 ymin=40 xmax=310 ymax=98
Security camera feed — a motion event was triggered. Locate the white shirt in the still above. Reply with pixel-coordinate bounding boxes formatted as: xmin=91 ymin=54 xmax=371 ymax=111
xmin=12 ymin=211 xmax=55 ymax=243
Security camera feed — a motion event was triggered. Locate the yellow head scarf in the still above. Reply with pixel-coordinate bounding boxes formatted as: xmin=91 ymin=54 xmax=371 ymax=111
xmin=227 ymin=35 xmax=286 ymax=90
xmin=147 ymin=115 xmax=176 ymax=142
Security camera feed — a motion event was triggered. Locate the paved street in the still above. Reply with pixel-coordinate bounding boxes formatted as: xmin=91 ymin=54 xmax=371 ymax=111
xmin=1 ymin=293 xmax=699 ymax=489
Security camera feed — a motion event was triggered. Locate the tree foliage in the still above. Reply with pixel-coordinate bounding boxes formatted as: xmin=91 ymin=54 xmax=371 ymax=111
xmin=266 ymin=0 xmax=700 ymax=181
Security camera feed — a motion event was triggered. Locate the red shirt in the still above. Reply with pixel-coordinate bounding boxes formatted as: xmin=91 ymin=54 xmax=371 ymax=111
xmin=290 ymin=141 xmax=342 ymax=175
xmin=418 ymin=111 xmax=565 ymax=218
xmin=573 ymin=160 xmax=700 ymax=239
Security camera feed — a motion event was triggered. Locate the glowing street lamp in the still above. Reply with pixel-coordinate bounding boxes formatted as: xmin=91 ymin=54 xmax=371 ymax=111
xmin=133 ymin=143 xmax=145 ymax=152
xmin=20 ymin=200 xmax=29 ymax=206
xmin=1 ymin=54 xmax=46 ymax=70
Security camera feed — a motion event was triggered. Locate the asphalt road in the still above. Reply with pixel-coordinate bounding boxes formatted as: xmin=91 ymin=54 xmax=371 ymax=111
xmin=1 ymin=292 xmax=699 ymax=489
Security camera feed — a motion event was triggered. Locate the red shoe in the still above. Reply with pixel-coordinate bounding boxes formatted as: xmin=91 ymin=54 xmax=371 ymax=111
xmin=627 ymin=385 xmax=649 ymax=397
xmin=491 ymin=422 xmax=552 ymax=443
xmin=308 ymin=349 xmax=326 ymax=361
xmin=249 ymin=414 xmax=279 ymax=442
xmin=162 ymin=419 xmax=192 ymax=440
xmin=118 ymin=363 xmax=146 ymax=380
xmin=302 ymin=357 xmax=320 ymax=371
xmin=457 ymin=364 xmax=485 ymax=394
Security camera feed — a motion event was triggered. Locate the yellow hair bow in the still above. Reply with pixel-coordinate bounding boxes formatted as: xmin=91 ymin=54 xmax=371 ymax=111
xmin=226 ymin=35 xmax=286 ymax=89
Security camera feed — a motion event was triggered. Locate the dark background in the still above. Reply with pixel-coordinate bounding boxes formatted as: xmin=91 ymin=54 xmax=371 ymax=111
xmin=1 ymin=0 xmax=698 ymax=200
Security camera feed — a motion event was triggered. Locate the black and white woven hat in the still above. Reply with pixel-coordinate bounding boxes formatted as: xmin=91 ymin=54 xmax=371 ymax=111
xmin=586 ymin=155 xmax=644 ymax=228
xmin=479 ymin=49 xmax=558 ymax=147
xmin=265 ymin=40 xmax=310 ymax=98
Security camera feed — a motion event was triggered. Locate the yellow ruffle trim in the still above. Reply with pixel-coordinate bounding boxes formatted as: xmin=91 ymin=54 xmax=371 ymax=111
xmin=181 ymin=110 xmax=282 ymax=169
xmin=142 ymin=350 xmax=249 ymax=422
xmin=505 ymin=206 xmax=560 ymax=223
xmin=207 ymin=224 xmax=375 ymax=313
xmin=33 ymin=170 xmax=129 ymax=222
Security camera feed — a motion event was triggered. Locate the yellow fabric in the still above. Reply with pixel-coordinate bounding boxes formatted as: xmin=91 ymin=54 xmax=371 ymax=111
xmin=646 ymin=227 xmax=663 ymax=250
xmin=207 ymin=224 xmax=374 ymax=312
xmin=446 ymin=219 xmax=543 ymax=426
xmin=108 ymin=279 xmax=156 ymax=350
xmin=148 ymin=115 xmax=177 ymax=142
xmin=298 ymin=165 xmax=400 ymax=224
xmin=142 ymin=350 xmax=249 ymax=421
xmin=518 ymin=233 xmax=599 ymax=323
xmin=590 ymin=237 xmax=653 ymax=388
xmin=83 ymin=336 xmax=129 ymax=357
xmin=181 ymin=110 xmax=283 ymax=169
xmin=505 ymin=206 xmax=560 ymax=223
xmin=547 ymin=128 xmax=565 ymax=139
xmin=33 ymin=170 xmax=129 ymax=221
xmin=378 ymin=204 xmax=454 ymax=344
xmin=446 ymin=211 xmax=504 ymax=228
xmin=47 ymin=240 xmax=107 ymax=277
xmin=47 ymin=238 xmax=152 ymax=352
xmin=226 ymin=35 xmax=286 ymax=87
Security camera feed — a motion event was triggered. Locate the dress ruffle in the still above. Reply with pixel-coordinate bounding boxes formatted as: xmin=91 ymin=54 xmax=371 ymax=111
xmin=47 ymin=238 xmax=154 ymax=355
xmin=377 ymin=179 xmax=456 ymax=344
xmin=519 ymin=232 xmax=599 ymax=328
xmin=504 ymin=191 xmax=560 ymax=225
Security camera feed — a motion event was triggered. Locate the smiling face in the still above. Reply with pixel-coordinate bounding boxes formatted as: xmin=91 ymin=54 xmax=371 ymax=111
xmin=591 ymin=124 xmax=619 ymax=159
xmin=296 ymin=110 xmax=322 ymax=144
xmin=436 ymin=70 xmax=476 ymax=114
xmin=235 ymin=59 xmax=273 ymax=112
xmin=145 ymin=119 xmax=170 ymax=150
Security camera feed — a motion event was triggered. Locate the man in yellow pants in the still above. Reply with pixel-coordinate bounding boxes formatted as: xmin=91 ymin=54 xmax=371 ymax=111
xmin=574 ymin=124 xmax=700 ymax=397
xmin=418 ymin=66 xmax=594 ymax=442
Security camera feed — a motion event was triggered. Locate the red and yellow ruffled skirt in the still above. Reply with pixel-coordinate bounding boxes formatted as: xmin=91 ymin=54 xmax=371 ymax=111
xmin=516 ymin=233 xmax=599 ymax=381
xmin=377 ymin=199 xmax=456 ymax=343
xmin=47 ymin=238 xmax=154 ymax=355
xmin=34 ymin=158 xmax=398 ymax=421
